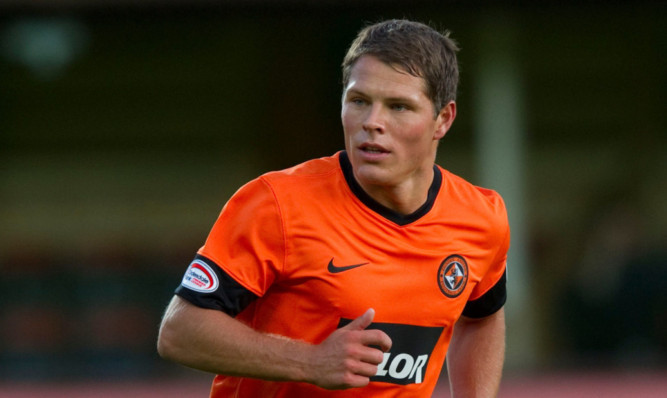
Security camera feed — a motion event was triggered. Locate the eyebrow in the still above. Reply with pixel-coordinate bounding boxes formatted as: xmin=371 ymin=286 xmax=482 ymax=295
xmin=344 ymin=88 xmax=418 ymax=104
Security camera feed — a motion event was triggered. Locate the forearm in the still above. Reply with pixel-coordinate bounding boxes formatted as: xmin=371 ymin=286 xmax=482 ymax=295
xmin=446 ymin=308 xmax=505 ymax=398
xmin=157 ymin=296 xmax=312 ymax=382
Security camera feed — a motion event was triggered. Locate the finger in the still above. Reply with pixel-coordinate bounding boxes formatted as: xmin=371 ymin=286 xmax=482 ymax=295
xmin=350 ymin=359 xmax=381 ymax=378
xmin=341 ymin=373 xmax=372 ymax=389
xmin=360 ymin=329 xmax=393 ymax=353
xmin=356 ymin=344 xmax=387 ymax=365
xmin=342 ymin=308 xmax=375 ymax=331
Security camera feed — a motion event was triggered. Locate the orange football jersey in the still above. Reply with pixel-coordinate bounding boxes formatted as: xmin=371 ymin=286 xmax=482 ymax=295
xmin=176 ymin=151 xmax=509 ymax=397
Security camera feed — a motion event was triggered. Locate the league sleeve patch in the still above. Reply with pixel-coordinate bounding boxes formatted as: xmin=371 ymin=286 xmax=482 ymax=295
xmin=181 ymin=259 xmax=219 ymax=293
xmin=175 ymin=254 xmax=259 ymax=316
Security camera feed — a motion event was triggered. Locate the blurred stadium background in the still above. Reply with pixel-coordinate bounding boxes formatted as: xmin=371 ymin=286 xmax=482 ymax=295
xmin=1 ymin=0 xmax=665 ymax=396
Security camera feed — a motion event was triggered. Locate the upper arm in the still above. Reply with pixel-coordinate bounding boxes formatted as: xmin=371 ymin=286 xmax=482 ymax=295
xmin=157 ymin=295 xmax=239 ymax=362
xmin=457 ymin=306 xmax=505 ymax=328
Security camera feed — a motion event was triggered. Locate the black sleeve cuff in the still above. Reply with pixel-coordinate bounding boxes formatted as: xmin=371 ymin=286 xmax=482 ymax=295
xmin=175 ymin=254 xmax=258 ymax=317
xmin=462 ymin=270 xmax=507 ymax=318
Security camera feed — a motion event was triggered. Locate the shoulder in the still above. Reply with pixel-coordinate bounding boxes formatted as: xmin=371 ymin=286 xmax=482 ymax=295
xmin=439 ymin=167 xmax=505 ymax=206
xmin=229 ymin=153 xmax=341 ymax=197
xmin=224 ymin=153 xmax=344 ymax=217
xmin=264 ymin=153 xmax=340 ymax=179
xmin=438 ymin=166 xmax=508 ymax=226
xmin=259 ymin=152 xmax=343 ymax=193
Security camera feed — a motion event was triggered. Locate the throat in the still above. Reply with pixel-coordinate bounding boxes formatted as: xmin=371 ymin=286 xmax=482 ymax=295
xmin=365 ymin=183 xmax=430 ymax=216
xmin=339 ymin=151 xmax=442 ymax=226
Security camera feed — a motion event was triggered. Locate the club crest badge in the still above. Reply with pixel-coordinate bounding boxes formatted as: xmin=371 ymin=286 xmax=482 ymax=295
xmin=437 ymin=255 xmax=468 ymax=298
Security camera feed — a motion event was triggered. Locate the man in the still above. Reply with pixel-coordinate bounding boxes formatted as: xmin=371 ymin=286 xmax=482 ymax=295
xmin=158 ymin=19 xmax=509 ymax=397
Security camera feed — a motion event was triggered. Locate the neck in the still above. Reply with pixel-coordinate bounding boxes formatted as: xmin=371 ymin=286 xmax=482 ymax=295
xmin=339 ymin=151 xmax=441 ymax=224
xmin=360 ymin=168 xmax=434 ymax=216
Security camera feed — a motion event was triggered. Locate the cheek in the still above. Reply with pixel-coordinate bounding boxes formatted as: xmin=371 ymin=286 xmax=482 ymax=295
xmin=392 ymin=121 xmax=437 ymax=161
xmin=397 ymin=120 xmax=433 ymax=145
xmin=341 ymin=112 xmax=352 ymax=128
xmin=341 ymin=117 xmax=354 ymax=143
xmin=341 ymin=108 xmax=357 ymax=131
xmin=342 ymin=111 xmax=367 ymax=145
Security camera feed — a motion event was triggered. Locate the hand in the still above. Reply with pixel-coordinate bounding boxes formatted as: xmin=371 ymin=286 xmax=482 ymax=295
xmin=305 ymin=308 xmax=392 ymax=390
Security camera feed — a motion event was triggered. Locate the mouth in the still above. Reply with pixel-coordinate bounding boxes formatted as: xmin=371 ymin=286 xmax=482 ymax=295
xmin=359 ymin=143 xmax=390 ymax=154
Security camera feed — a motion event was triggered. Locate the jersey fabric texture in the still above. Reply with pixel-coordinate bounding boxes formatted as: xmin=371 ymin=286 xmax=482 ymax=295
xmin=175 ymin=151 xmax=510 ymax=397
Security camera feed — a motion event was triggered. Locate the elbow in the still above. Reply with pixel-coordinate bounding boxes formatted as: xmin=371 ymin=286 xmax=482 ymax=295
xmin=157 ymin=319 xmax=180 ymax=362
xmin=156 ymin=330 xmax=169 ymax=360
xmin=157 ymin=296 xmax=188 ymax=362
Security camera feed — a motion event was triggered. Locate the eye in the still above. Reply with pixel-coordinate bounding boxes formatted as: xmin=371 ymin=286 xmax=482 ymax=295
xmin=350 ymin=97 xmax=367 ymax=106
xmin=390 ymin=103 xmax=409 ymax=111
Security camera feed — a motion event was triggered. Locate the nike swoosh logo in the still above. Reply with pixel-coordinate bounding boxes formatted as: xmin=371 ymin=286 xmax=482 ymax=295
xmin=327 ymin=258 xmax=369 ymax=273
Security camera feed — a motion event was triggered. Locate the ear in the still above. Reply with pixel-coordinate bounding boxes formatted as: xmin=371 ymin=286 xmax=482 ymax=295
xmin=434 ymin=101 xmax=457 ymax=140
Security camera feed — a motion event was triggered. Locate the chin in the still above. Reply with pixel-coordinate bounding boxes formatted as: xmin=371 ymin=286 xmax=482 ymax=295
xmin=354 ymin=165 xmax=394 ymax=187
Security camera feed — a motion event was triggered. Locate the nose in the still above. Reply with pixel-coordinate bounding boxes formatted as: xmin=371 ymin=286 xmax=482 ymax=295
xmin=362 ymin=104 xmax=385 ymax=134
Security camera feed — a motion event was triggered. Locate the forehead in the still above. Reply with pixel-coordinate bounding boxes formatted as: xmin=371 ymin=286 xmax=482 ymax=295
xmin=345 ymin=55 xmax=428 ymax=98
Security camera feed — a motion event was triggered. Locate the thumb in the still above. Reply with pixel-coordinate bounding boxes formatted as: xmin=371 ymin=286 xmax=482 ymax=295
xmin=343 ymin=308 xmax=375 ymax=331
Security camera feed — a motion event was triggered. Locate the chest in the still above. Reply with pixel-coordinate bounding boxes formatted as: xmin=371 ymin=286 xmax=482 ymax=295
xmin=275 ymin=209 xmax=494 ymax=328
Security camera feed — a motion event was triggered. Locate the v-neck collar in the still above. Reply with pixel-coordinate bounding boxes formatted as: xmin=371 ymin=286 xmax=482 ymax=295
xmin=339 ymin=151 xmax=441 ymax=226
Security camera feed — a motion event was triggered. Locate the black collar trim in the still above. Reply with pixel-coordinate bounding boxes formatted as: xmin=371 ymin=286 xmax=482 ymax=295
xmin=339 ymin=151 xmax=441 ymax=226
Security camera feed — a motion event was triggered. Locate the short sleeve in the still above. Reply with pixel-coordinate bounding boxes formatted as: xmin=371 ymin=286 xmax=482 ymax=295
xmin=198 ymin=177 xmax=285 ymax=297
xmin=463 ymin=203 xmax=510 ymax=318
